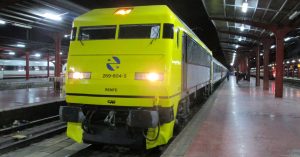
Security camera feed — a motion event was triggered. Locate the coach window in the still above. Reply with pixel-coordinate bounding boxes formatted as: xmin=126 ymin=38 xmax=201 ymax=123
xmin=4 ymin=66 xmax=15 ymax=71
xmin=163 ymin=23 xmax=174 ymax=39
xmin=40 ymin=66 xmax=47 ymax=70
xmin=119 ymin=24 xmax=160 ymax=39
xmin=78 ymin=26 xmax=116 ymax=40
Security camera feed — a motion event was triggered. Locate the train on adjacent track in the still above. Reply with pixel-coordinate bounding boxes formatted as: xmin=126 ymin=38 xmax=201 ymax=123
xmin=60 ymin=5 xmax=227 ymax=149
xmin=0 ymin=59 xmax=55 ymax=79
xmin=250 ymin=66 xmax=276 ymax=79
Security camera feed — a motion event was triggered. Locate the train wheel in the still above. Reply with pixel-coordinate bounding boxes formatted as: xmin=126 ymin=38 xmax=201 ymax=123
xmin=174 ymin=97 xmax=190 ymax=133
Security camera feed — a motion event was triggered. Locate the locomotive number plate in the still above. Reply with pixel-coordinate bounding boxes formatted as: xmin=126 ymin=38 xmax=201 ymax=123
xmin=102 ymin=73 xmax=127 ymax=79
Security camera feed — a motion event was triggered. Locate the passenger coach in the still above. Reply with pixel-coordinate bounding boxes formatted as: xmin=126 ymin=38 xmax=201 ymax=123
xmin=60 ymin=5 xmax=227 ymax=149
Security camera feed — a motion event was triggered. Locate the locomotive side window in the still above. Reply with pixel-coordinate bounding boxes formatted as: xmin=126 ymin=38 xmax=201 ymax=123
xmin=163 ymin=23 xmax=174 ymax=39
xmin=119 ymin=24 xmax=160 ymax=39
xmin=186 ymin=35 xmax=211 ymax=67
xmin=70 ymin=27 xmax=77 ymax=41
xmin=78 ymin=26 xmax=116 ymax=40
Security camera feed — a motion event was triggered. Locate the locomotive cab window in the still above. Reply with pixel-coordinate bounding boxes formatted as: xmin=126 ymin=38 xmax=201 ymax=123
xmin=78 ymin=26 xmax=116 ymax=40
xmin=119 ymin=24 xmax=160 ymax=39
xmin=163 ymin=23 xmax=174 ymax=39
xmin=70 ymin=27 xmax=77 ymax=41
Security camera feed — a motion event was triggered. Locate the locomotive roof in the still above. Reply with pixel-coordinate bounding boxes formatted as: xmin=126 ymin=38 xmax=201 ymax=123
xmin=73 ymin=5 xmax=175 ymax=26
xmin=73 ymin=5 xmax=213 ymax=56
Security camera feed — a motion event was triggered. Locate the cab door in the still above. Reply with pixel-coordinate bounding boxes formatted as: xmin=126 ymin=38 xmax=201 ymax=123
xmin=181 ymin=33 xmax=187 ymax=92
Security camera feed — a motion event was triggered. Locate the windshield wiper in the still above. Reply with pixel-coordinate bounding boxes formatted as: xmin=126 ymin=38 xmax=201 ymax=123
xmin=79 ymin=38 xmax=84 ymax=46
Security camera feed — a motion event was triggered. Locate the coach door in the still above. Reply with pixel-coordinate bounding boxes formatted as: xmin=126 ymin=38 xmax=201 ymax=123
xmin=181 ymin=33 xmax=187 ymax=92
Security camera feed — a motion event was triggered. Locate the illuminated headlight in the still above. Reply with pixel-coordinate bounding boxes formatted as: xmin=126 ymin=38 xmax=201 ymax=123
xmin=68 ymin=72 xmax=91 ymax=79
xmin=135 ymin=72 xmax=163 ymax=81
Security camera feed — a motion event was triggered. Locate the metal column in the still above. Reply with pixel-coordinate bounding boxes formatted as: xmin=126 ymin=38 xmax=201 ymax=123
xmin=247 ymin=57 xmax=250 ymax=81
xmin=256 ymin=47 xmax=260 ymax=86
xmin=274 ymin=31 xmax=285 ymax=98
xmin=25 ymin=52 xmax=29 ymax=80
xmin=54 ymin=33 xmax=62 ymax=77
xmin=47 ymin=53 xmax=50 ymax=78
xmin=262 ymin=38 xmax=271 ymax=90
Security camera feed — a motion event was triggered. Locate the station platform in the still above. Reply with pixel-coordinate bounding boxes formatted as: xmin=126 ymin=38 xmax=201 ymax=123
xmin=162 ymin=76 xmax=300 ymax=157
xmin=0 ymin=87 xmax=65 ymax=127
xmin=0 ymin=78 xmax=53 ymax=90
xmin=0 ymin=87 xmax=64 ymax=112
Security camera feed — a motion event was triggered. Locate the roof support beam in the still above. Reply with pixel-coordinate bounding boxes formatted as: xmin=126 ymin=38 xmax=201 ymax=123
xmin=218 ymin=30 xmax=260 ymax=40
xmin=220 ymin=40 xmax=256 ymax=47
xmin=211 ymin=16 xmax=295 ymax=33
xmin=211 ymin=16 xmax=273 ymax=31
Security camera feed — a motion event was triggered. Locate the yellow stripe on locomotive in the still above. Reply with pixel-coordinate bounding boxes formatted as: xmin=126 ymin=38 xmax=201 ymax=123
xmin=60 ymin=5 xmax=215 ymax=149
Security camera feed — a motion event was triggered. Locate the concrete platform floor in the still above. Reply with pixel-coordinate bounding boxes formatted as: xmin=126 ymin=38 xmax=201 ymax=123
xmin=163 ymin=76 xmax=300 ymax=157
xmin=0 ymin=78 xmax=49 ymax=83
xmin=0 ymin=78 xmax=53 ymax=91
xmin=0 ymin=87 xmax=64 ymax=111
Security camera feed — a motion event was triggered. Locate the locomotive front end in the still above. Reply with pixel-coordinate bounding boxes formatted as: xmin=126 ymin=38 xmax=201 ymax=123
xmin=60 ymin=6 xmax=180 ymax=149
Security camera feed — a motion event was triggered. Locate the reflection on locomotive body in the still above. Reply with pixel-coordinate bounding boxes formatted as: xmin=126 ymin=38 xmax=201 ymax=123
xmin=0 ymin=59 xmax=54 ymax=79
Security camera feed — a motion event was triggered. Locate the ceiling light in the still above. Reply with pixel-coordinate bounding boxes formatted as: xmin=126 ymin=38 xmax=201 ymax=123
xmin=292 ymin=60 xmax=296 ymax=63
xmin=12 ymin=23 xmax=32 ymax=29
xmin=298 ymin=59 xmax=300 ymax=62
xmin=230 ymin=63 xmax=233 ymax=66
xmin=240 ymin=24 xmax=245 ymax=31
xmin=235 ymin=45 xmax=239 ymax=48
xmin=16 ymin=44 xmax=26 ymax=48
xmin=284 ymin=37 xmax=292 ymax=42
xmin=270 ymin=45 xmax=275 ymax=49
xmin=289 ymin=11 xmax=300 ymax=20
xmin=286 ymin=61 xmax=290 ymax=64
xmin=60 ymin=52 xmax=63 ymax=55
xmin=42 ymin=13 xmax=62 ymax=21
xmin=242 ymin=1 xmax=248 ymax=13
xmin=238 ymin=37 xmax=242 ymax=41
xmin=8 ymin=51 xmax=15 ymax=55
xmin=64 ymin=34 xmax=69 ymax=38
xmin=35 ymin=53 xmax=41 ymax=57
xmin=0 ymin=19 xmax=6 ymax=25
xmin=260 ymin=53 xmax=263 ymax=56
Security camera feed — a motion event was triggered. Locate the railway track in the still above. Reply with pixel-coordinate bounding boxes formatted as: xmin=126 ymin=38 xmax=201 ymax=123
xmin=0 ymin=115 xmax=66 ymax=154
xmin=0 ymin=81 xmax=224 ymax=157
xmin=0 ymin=103 xmax=204 ymax=157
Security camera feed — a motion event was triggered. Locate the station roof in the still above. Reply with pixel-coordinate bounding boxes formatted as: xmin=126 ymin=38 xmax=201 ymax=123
xmin=202 ymin=0 xmax=300 ymax=66
xmin=0 ymin=0 xmax=299 ymax=67
xmin=0 ymin=0 xmax=227 ymax=65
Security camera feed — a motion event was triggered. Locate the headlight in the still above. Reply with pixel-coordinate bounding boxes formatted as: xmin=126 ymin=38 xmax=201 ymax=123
xmin=68 ymin=72 xmax=91 ymax=79
xmin=135 ymin=72 xmax=163 ymax=81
